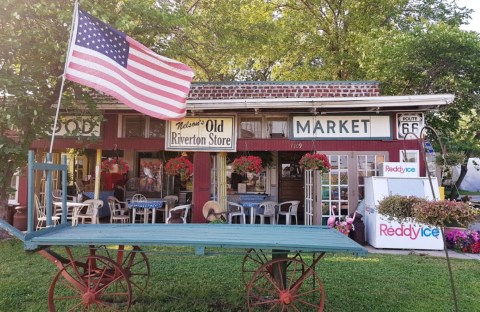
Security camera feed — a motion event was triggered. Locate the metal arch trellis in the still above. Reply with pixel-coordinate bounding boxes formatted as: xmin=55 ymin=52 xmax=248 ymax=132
xmin=403 ymin=125 xmax=459 ymax=312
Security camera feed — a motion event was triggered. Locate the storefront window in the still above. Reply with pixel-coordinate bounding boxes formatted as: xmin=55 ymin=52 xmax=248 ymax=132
xmin=267 ymin=118 xmax=288 ymax=138
xmin=8 ymin=173 xmax=19 ymax=205
xmin=149 ymin=119 xmax=165 ymax=138
xmin=121 ymin=115 xmax=165 ymax=138
xmin=240 ymin=117 xmax=262 ymax=138
xmin=123 ymin=115 xmax=145 ymax=138
xmin=227 ymin=165 xmax=267 ymax=194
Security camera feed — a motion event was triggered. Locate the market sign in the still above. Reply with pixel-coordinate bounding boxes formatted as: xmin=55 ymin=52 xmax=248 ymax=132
xmin=49 ymin=116 xmax=102 ymax=137
xmin=396 ymin=113 xmax=424 ymax=140
xmin=166 ymin=116 xmax=236 ymax=152
xmin=292 ymin=115 xmax=391 ymax=140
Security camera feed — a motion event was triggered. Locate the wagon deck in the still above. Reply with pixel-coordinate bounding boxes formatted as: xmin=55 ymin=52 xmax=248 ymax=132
xmin=21 ymin=223 xmax=368 ymax=255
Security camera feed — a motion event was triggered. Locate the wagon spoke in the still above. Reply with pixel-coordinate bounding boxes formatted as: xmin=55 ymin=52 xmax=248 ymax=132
xmin=48 ymin=255 xmax=132 ymax=311
xmin=247 ymin=258 xmax=325 ymax=311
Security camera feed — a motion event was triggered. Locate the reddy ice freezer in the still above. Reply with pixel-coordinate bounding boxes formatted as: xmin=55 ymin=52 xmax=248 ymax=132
xmin=364 ymin=176 xmax=444 ymax=250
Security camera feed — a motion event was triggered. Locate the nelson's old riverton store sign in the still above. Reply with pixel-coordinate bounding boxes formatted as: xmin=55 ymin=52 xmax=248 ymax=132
xmin=166 ymin=116 xmax=237 ymax=152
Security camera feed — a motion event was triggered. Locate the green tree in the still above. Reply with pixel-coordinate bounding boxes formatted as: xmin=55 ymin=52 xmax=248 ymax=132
xmin=0 ymin=0 xmax=183 ymax=235
xmin=359 ymin=23 xmax=480 ymax=199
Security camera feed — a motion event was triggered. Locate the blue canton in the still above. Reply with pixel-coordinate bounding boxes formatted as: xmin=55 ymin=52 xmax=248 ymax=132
xmin=76 ymin=9 xmax=129 ymax=67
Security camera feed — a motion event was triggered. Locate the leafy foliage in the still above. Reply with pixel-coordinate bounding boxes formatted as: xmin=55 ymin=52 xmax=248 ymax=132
xmin=165 ymin=156 xmax=193 ymax=181
xmin=299 ymin=153 xmax=331 ymax=172
xmin=378 ymin=195 xmax=480 ymax=227
xmin=377 ymin=195 xmax=427 ymax=224
xmin=231 ymin=156 xmax=263 ymax=174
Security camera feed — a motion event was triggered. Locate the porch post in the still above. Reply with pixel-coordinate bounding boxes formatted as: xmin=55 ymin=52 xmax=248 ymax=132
xmin=217 ymin=152 xmax=227 ymax=210
xmin=192 ymin=152 xmax=212 ymax=223
xmin=94 ymin=149 xmax=101 ymax=199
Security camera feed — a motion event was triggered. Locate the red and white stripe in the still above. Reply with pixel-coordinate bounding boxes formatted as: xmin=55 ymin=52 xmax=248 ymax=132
xmin=66 ymin=28 xmax=194 ymax=121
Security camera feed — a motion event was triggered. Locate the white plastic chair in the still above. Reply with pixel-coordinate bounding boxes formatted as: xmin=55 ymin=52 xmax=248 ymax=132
xmin=227 ymin=202 xmax=246 ymax=224
xmin=130 ymin=194 xmax=150 ymax=223
xmin=277 ymin=200 xmax=301 ymax=225
xmin=131 ymin=194 xmax=147 ymax=202
xmin=257 ymin=201 xmax=278 ymax=224
xmin=35 ymin=194 xmax=60 ymax=230
xmin=166 ymin=204 xmax=190 ymax=224
xmin=108 ymin=196 xmax=130 ymax=223
xmin=52 ymin=189 xmax=77 ymax=220
xmin=162 ymin=195 xmax=178 ymax=223
xmin=74 ymin=199 xmax=102 ymax=225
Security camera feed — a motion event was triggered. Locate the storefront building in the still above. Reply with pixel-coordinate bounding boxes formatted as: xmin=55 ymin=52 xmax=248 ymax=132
xmin=20 ymin=81 xmax=453 ymax=224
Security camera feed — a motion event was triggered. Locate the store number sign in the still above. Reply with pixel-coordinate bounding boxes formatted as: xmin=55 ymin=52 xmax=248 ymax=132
xmin=396 ymin=113 xmax=424 ymax=140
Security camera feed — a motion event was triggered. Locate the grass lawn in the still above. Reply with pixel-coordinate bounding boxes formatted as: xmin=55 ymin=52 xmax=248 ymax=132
xmin=1 ymin=239 xmax=479 ymax=312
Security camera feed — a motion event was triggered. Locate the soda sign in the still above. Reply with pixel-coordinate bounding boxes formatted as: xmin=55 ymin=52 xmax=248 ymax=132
xmin=379 ymin=162 xmax=419 ymax=177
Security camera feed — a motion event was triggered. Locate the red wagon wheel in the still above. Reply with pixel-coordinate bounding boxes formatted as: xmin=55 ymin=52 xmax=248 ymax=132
xmin=241 ymin=249 xmax=304 ymax=286
xmin=95 ymin=245 xmax=151 ymax=302
xmin=246 ymin=258 xmax=325 ymax=311
xmin=48 ymin=254 xmax=132 ymax=311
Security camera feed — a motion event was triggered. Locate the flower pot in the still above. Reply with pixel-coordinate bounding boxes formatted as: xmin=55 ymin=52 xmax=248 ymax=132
xmin=110 ymin=164 xmax=119 ymax=173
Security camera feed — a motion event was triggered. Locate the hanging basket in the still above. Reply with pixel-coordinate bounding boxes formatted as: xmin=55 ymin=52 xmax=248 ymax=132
xmin=299 ymin=153 xmax=331 ymax=172
xmin=231 ymin=155 xmax=263 ymax=174
xmin=110 ymin=164 xmax=119 ymax=173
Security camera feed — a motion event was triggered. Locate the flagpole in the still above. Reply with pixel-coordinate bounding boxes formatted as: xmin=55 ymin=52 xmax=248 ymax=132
xmin=49 ymin=0 xmax=79 ymax=154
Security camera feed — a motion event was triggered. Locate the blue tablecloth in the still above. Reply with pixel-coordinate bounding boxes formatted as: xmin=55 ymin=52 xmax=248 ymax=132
xmin=128 ymin=201 xmax=165 ymax=209
xmin=83 ymin=191 xmax=114 ymax=218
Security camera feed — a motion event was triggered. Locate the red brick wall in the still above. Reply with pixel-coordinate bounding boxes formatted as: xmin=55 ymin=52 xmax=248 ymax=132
xmin=188 ymin=82 xmax=380 ymax=100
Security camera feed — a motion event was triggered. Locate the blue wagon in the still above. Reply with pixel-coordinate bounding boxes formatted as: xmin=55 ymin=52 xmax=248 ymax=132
xmin=0 ymin=152 xmax=367 ymax=311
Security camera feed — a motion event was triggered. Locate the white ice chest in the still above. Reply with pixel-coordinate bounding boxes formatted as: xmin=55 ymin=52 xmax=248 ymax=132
xmin=364 ymin=176 xmax=444 ymax=250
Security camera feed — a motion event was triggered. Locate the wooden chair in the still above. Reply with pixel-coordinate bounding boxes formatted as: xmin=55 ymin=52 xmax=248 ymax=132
xmin=35 ymin=194 xmax=60 ymax=230
xmin=257 ymin=201 xmax=278 ymax=224
xmin=107 ymin=196 xmax=130 ymax=224
xmin=166 ymin=204 xmax=190 ymax=224
xmin=74 ymin=199 xmax=102 ymax=225
xmin=277 ymin=200 xmax=301 ymax=225
xmin=227 ymin=202 xmax=246 ymax=224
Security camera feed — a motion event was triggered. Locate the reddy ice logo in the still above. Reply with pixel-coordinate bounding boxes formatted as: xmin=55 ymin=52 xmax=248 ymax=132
xmin=379 ymin=224 xmax=440 ymax=240
xmin=381 ymin=162 xmax=419 ymax=177
xmin=384 ymin=165 xmax=416 ymax=174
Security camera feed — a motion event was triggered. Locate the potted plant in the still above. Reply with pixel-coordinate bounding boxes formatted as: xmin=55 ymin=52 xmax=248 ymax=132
xmin=101 ymin=158 xmax=129 ymax=174
xmin=298 ymin=153 xmax=331 ymax=172
xmin=445 ymin=229 xmax=480 ymax=254
xmin=377 ymin=195 xmax=427 ymax=224
xmin=165 ymin=156 xmax=193 ymax=182
xmin=377 ymin=194 xmax=480 ymax=311
xmin=231 ymin=155 xmax=263 ymax=174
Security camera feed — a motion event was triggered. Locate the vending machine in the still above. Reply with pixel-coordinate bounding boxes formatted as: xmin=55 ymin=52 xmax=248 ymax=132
xmin=364 ymin=168 xmax=444 ymax=250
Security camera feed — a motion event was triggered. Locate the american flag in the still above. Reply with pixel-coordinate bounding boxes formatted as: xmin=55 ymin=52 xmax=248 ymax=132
xmin=65 ymin=8 xmax=194 ymax=120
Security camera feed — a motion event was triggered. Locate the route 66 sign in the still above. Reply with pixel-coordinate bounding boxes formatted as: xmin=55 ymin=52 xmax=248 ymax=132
xmin=396 ymin=113 xmax=424 ymax=139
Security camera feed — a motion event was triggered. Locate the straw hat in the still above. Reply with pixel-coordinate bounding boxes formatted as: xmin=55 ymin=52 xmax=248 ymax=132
xmin=202 ymin=201 xmax=224 ymax=221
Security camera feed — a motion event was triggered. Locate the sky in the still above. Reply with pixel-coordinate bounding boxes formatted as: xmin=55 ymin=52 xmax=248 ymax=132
xmin=457 ymin=0 xmax=480 ymax=32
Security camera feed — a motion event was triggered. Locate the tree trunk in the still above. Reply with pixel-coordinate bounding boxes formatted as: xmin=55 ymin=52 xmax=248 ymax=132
xmin=0 ymin=161 xmax=15 ymax=239
xmin=448 ymin=152 xmax=471 ymax=200
xmin=0 ymin=197 xmax=12 ymax=240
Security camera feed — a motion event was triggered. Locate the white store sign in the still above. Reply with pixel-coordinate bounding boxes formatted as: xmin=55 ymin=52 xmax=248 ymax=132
xmin=49 ymin=116 xmax=101 ymax=137
xmin=166 ymin=116 xmax=236 ymax=152
xmin=292 ymin=115 xmax=391 ymax=139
